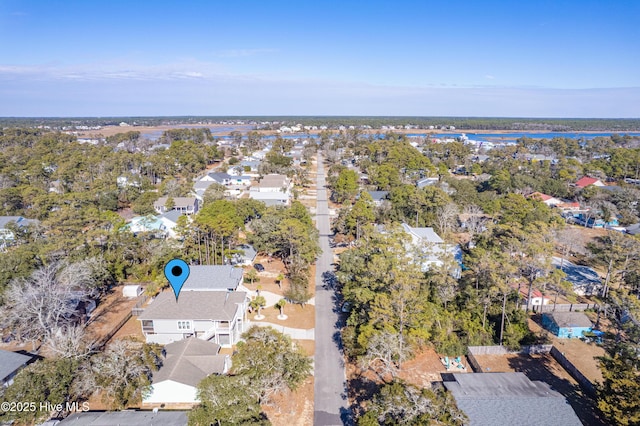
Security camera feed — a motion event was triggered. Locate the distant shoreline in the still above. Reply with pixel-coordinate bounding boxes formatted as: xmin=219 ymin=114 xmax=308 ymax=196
xmin=74 ymin=125 xmax=640 ymax=139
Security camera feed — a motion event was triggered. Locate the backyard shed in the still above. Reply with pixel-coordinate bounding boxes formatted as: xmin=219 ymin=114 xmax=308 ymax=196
xmin=542 ymin=312 xmax=592 ymax=338
xmin=123 ymin=284 xmax=144 ymax=298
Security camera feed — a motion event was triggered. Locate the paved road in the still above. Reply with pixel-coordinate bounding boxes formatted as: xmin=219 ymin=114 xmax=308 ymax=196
xmin=314 ymin=153 xmax=350 ymax=425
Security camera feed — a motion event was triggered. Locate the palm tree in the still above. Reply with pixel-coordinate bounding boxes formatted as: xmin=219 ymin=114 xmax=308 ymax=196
xmin=250 ymin=295 xmax=266 ymax=319
xmin=275 ymin=299 xmax=287 ymax=319
xmin=245 ymin=269 xmax=259 ymax=286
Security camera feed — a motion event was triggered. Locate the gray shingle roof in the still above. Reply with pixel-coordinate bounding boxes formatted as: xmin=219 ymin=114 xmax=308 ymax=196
xmin=235 ymin=244 xmax=257 ymax=262
xmin=627 ymin=223 xmax=640 ymax=235
xmin=193 ymin=180 xmax=215 ymax=191
xmin=402 ymin=223 xmax=444 ymax=243
xmin=206 ymin=172 xmax=232 ymax=183
xmin=0 ymin=349 xmax=33 ymax=382
xmin=138 ymin=290 xmax=246 ymax=321
xmin=545 ymin=312 xmax=592 ymax=328
xmin=0 ymin=216 xmax=37 ymax=229
xmin=154 ymin=197 xmax=197 ymax=209
xmin=258 ymin=174 xmax=288 ymax=188
xmin=153 ymin=338 xmax=227 ymax=386
xmin=58 ymin=410 xmax=188 ymax=425
xmin=182 ymin=265 xmax=243 ymax=291
xmin=444 ymin=373 xmax=582 ymax=426
xmin=367 ymin=191 xmax=389 ymax=201
xmin=161 ymin=210 xmax=183 ymax=224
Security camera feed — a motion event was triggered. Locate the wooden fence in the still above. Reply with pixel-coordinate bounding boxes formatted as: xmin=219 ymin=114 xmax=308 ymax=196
xmin=467 ymin=344 xmax=596 ymax=397
xmin=520 ymin=303 xmax=601 ymax=313
xmin=93 ymin=311 xmax=132 ymax=350
xmin=131 ymin=295 xmax=148 ymax=316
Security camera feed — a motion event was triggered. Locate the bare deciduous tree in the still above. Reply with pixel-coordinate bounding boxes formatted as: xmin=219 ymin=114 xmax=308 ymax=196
xmin=47 ymin=325 xmax=94 ymax=360
xmin=436 ymin=202 xmax=459 ymax=237
xmin=81 ymin=339 xmax=162 ymax=409
xmin=362 ymin=331 xmax=412 ymax=381
xmin=1 ymin=262 xmax=95 ymax=343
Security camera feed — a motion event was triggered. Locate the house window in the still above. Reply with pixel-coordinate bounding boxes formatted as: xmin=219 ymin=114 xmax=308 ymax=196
xmin=219 ymin=334 xmax=231 ymax=345
xmin=141 ymin=320 xmax=154 ymax=334
xmin=177 ymin=320 xmax=192 ymax=330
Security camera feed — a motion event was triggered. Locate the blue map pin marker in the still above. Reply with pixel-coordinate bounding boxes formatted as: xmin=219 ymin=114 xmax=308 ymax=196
xmin=164 ymin=259 xmax=190 ymax=301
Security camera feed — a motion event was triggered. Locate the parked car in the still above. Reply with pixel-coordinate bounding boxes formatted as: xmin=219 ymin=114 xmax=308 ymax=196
xmin=341 ymin=302 xmax=352 ymax=313
xmin=253 ymin=263 xmax=265 ymax=272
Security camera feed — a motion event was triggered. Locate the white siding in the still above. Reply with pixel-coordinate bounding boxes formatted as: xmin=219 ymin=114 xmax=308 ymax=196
xmin=144 ymin=380 xmax=198 ymax=405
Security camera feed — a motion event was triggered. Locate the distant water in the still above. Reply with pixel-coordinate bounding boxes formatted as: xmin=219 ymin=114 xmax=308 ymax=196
xmin=429 ymin=132 xmax=640 ymax=142
xmin=140 ymin=126 xmax=640 ymax=143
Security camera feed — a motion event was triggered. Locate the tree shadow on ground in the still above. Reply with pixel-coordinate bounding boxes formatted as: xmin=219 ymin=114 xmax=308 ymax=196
xmin=507 ymin=354 xmax=608 ymax=426
xmin=347 ymin=370 xmax=381 ymax=422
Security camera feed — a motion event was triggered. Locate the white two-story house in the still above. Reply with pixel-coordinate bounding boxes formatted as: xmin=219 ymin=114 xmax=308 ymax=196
xmin=138 ymin=265 xmax=248 ymax=347
xmin=249 ymin=173 xmax=292 ymax=206
xmin=401 ymin=223 xmax=463 ymax=278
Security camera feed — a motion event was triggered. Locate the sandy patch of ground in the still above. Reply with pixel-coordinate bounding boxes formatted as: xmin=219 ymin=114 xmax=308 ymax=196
xmin=110 ymin=314 xmax=145 ymax=342
xmin=252 ymin=303 xmax=315 ymax=330
xmin=263 ymin=377 xmax=314 ymax=426
xmin=84 ymin=285 xmax=141 ymax=345
xmin=295 ymin=340 xmax=315 ymax=357
xmin=397 ymin=347 xmax=456 ymax=386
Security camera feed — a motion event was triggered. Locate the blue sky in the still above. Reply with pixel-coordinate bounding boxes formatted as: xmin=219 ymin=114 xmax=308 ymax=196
xmin=1 ymin=0 xmax=639 ymax=117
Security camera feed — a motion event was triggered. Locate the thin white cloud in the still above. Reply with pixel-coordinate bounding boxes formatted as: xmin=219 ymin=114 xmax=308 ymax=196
xmin=485 ymin=74 xmax=495 ymax=80
xmin=214 ymin=48 xmax=278 ymax=58
xmin=0 ymin=61 xmax=220 ymax=82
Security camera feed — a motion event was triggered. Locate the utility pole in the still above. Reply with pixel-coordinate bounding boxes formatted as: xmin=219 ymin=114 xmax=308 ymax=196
xmin=499 ymin=291 xmax=507 ymax=346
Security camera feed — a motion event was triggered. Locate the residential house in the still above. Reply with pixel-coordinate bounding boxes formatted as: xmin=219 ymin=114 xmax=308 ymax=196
xmin=153 ymin=197 xmax=199 ymax=215
xmin=138 ymin=290 xmax=248 ymax=346
xmin=58 ymin=411 xmax=188 ymax=426
xmin=525 ymin=154 xmax=558 ymax=164
xmin=143 ymin=338 xmax=230 ymax=406
xmin=365 ymin=191 xmax=389 ymax=207
xmin=249 ymin=174 xmax=292 ymax=206
xmin=117 ymin=176 xmax=140 ymax=188
xmin=512 ymin=283 xmax=550 ymax=307
xmin=626 ymin=223 xmax=640 ymax=236
xmin=552 ymin=256 xmax=602 ymax=296
xmin=542 ymin=312 xmax=592 ymax=339
xmin=555 ymin=200 xmax=581 ymax=213
xmin=470 ymin=154 xmax=490 ymax=163
xmin=401 ymin=223 xmax=463 ymax=277
xmin=193 ymin=173 xmax=252 ymax=201
xmin=0 ymin=350 xmax=34 ymax=387
xmin=574 ymin=176 xmax=605 ymax=189
xmin=126 ymin=210 xmax=183 ymax=239
xmin=457 ymin=212 xmax=491 ymax=231
xmin=138 ymin=265 xmax=246 ymax=346
xmin=0 ymin=216 xmax=38 ymax=249
xmin=572 ymin=213 xmax=619 ymax=229
xmin=200 ymin=172 xmax=233 ymax=185
xmin=249 ymin=191 xmax=291 ymax=206
xmin=253 ymin=174 xmax=291 ymax=192
xmin=528 ymin=192 xmax=562 ymax=207
xmin=192 ymin=180 xmax=217 ymax=201
xmin=416 ymin=177 xmax=439 ymax=188
xmin=181 ymin=265 xmax=244 ymax=292
xmin=237 ymin=159 xmax=261 ymax=175
xmin=231 ymin=244 xmax=258 ymax=266
xmin=443 ymin=372 xmax=582 ymax=426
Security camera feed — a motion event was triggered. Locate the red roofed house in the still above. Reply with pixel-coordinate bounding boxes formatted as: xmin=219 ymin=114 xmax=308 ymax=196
xmin=575 ymin=176 xmax=605 ymax=189
xmin=511 ymin=282 xmax=550 ymax=307
xmin=529 ymin=192 xmax=562 ymax=207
